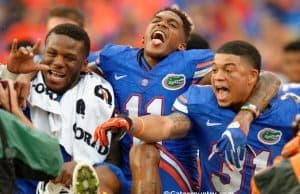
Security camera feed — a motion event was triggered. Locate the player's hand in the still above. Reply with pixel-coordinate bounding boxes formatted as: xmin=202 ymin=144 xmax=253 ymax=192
xmin=52 ymin=161 xmax=77 ymax=186
xmin=212 ymin=121 xmax=252 ymax=170
xmin=7 ymin=39 xmax=49 ymax=74
xmin=0 ymin=80 xmax=12 ymax=111
xmin=94 ymin=115 xmax=132 ymax=146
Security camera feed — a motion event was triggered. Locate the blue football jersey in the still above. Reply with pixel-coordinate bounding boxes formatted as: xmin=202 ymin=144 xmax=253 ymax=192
xmin=280 ymin=83 xmax=300 ymax=96
xmin=96 ymin=44 xmax=214 ymax=182
xmin=173 ymin=85 xmax=299 ymax=193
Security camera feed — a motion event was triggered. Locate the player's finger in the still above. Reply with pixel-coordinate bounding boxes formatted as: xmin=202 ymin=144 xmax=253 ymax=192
xmin=15 ymin=81 xmax=30 ymax=109
xmin=8 ymin=80 xmax=19 ymax=109
xmin=64 ymin=176 xmax=72 ymax=187
xmin=19 ymin=46 xmax=29 ymax=55
xmin=61 ymin=172 xmax=71 ymax=186
xmin=32 ymin=39 xmax=41 ymax=54
xmin=227 ymin=150 xmax=234 ymax=165
xmin=26 ymin=46 xmax=34 ymax=56
xmin=224 ymin=152 xmax=233 ymax=171
xmin=94 ymin=125 xmax=101 ymax=141
xmin=232 ymin=150 xmax=241 ymax=169
xmin=100 ymin=129 xmax=108 ymax=146
xmin=10 ymin=39 xmax=18 ymax=53
xmin=32 ymin=64 xmax=50 ymax=72
xmin=238 ymin=147 xmax=245 ymax=161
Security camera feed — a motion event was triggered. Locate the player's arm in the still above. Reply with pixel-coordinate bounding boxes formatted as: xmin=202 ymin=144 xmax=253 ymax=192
xmin=197 ymin=71 xmax=211 ymax=85
xmin=94 ymin=112 xmax=191 ymax=146
xmin=235 ymin=71 xmax=281 ymax=134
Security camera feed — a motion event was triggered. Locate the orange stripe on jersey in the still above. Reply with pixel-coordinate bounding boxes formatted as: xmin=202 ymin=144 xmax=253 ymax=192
xmin=290 ymin=151 xmax=300 ymax=184
xmin=178 ymin=95 xmax=188 ymax=104
xmin=159 ymin=161 xmax=189 ymax=191
xmin=196 ymin=60 xmax=213 ymax=68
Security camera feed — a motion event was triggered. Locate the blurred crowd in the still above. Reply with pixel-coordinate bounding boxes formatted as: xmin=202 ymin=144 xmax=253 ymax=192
xmin=1 ymin=0 xmax=300 ymax=73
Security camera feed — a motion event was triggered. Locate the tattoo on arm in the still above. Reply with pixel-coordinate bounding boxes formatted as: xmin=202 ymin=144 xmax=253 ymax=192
xmin=168 ymin=112 xmax=191 ymax=139
xmin=248 ymin=71 xmax=281 ymax=112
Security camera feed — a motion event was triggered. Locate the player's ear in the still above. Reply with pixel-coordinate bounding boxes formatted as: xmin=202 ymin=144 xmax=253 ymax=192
xmin=248 ymin=69 xmax=259 ymax=85
xmin=80 ymin=59 xmax=89 ymax=73
xmin=178 ymin=42 xmax=186 ymax=51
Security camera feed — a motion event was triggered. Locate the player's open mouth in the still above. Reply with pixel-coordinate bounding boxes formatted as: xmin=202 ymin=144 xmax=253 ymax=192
xmin=151 ymin=31 xmax=166 ymax=45
xmin=215 ymin=86 xmax=230 ymax=100
xmin=48 ymin=70 xmax=65 ymax=78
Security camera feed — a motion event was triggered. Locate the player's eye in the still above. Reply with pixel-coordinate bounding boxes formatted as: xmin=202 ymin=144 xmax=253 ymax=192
xmin=225 ymin=68 xmax=233 ymax=73
xmin=151 ymin=18 xmax=160 ymax=23
xmin=169 ymin=22 xmax=177 ymax=28
xmin=47 ymin=51 xmax=56 ymax=57
xmin=65 ymin=55 xmax=76 ymax=62
xmin=212 ymin=68 xmax=217 ymax=73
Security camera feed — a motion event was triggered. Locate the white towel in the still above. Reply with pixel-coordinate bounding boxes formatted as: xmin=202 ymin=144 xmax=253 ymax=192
xmin=28 ymin=71 xmax=114 ymax=164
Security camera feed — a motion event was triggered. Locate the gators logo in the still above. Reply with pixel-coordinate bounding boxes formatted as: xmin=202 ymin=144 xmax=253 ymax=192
xmin=162 ymin=74 xmax=186 ymax=90
xmin=257 ymin=128 xmax=282 ymax=145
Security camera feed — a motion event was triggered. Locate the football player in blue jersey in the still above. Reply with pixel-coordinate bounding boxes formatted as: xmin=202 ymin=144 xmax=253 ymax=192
xmin=95 ymin=40 xmax=298 ymax=193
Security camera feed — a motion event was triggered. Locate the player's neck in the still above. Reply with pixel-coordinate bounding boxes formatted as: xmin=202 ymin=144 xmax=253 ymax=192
xmin=143 ymin=55 xmax=160 ymax=68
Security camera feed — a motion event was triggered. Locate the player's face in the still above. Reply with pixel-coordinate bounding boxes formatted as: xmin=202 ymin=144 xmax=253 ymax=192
xmin=211 ymin=53 xmax=258 ymax=108
xmin=282 ymin=51 xmax=300 ymax=82
xmin=41 ymin=33 xmax=87 ymax=94
xmin=143 ymin=10 xmax=186 ymax=59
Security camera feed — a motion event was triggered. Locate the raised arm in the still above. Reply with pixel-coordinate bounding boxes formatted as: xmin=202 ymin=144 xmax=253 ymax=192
xmin=94 ymin=112 xmax=191 ymax=146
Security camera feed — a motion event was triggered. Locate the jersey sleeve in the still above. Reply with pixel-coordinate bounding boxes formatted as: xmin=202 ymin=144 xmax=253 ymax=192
xmin=90 ymin=44 xmax=130 ymax=73
xmin=280 ymin=83 xmax=300 ymax=96
xmin=172 ymin=85 xmax=197 ymax=114
xmin=183 ymin=49 xmax=214 ymax=83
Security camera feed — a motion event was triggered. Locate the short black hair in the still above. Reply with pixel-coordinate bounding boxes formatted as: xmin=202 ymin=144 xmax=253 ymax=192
xmin=284 ymin=39 xmax=300 ymax=52
xmin=48 ymin=6 xmax=84 ymax=27
xmin=216 ymin=40 xmax=261 ymax=72
xmin=187 ymin=32 xmax=210 ymax=50
xmin=45 ymin=23 xmax=90 ymax=58
xmin=156 ymin=7 xmax=194 ymax=42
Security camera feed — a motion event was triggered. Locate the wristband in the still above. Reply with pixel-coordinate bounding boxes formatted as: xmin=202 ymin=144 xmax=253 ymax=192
xmin=130 ymin=117 xmax=145 ymax=137
xmin=241 ymin=102 xmax=260 ymax=118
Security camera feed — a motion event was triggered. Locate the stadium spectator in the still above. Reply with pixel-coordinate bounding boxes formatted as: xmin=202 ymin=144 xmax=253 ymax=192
xmin=281 ymin=39 xmax=300 ymax=83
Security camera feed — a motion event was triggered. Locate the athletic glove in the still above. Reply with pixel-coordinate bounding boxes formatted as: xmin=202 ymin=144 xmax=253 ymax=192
xmin=214 ymin=121 xmax=248 ymax=170
xmin=94 ymin=115 xmax=132 ymax=146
